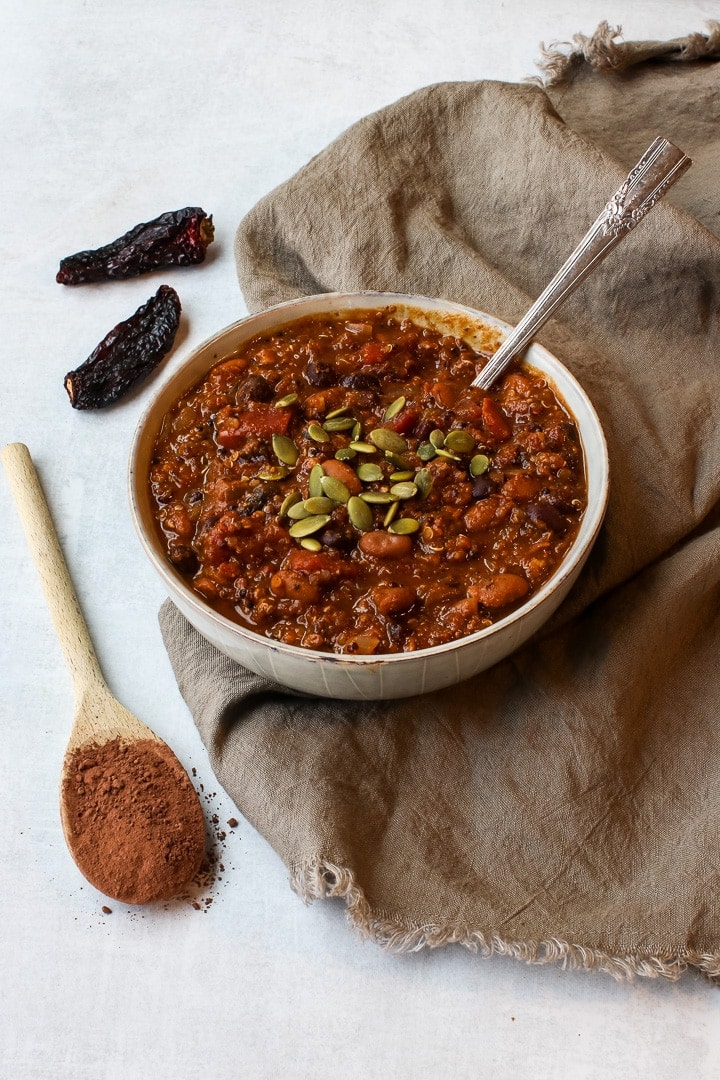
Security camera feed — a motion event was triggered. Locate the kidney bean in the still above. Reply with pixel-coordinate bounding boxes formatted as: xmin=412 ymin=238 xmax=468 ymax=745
xmin=236 ymin=373 xmax=274 ymax=403
xmin=321 ymin=458 xmax=363 ymax=494
xmin=359 ymin=531 xmax=413 ymax=558
xmin=527 ymin=502 xmax=568 ymax=533
xmin=306 ymin=357 xmax=335 ymax=386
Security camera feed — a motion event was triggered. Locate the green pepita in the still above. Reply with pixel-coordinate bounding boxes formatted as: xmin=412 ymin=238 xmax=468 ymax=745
xmin=417 ymin=442 xmax=437 ymax=462
xmin=429 ymin=429 xmax=446 ymax=449
xmin=369 ymin=427 xmax=409 ymax=454
xmin=389 ymin=470 xmax=414 ymax=482
xmin=384 ymin=451 xmax=408 ymax=470
xmin=360 ymin=491 xmax=399 ymax=505
xmin=444 ymin=429 xmax=475 ymax=453
xmin=257 ymin=465 xmax=290 ymax=481
xmin=383 ymin=500 xmax=400 ymax=527
xmin=303 ymin=496 xmax=334 ymax=514
xmin=280 ymin=491 xmax=302 ymax=517
xmin=323 ymin=416 xmax=356 ymax=433
xmin=320 ymin=475 xmax=351 ymax=503
xmin=390 ymin=481 xmax=418 ymax=500
xmin=335 ymin=447 xmax=357 ymax=462
xmin=324 ymin=405 xmax=350 ymax=419
xmin=434 ymin=447 xmax=461 ymax=462
xmin=469 ymin=454 xmax=490 ymax=477
xmin=307 ymin=422 xmax=330 ymax=443
xmin=288 ymin=514 xmax=331 ymax=538
xmin=275 ymin=392 xmax=298 ymax=408
xmin=356 ymin=462 xmax=384 ymax=483
xmin=299 ymin=537 xmax=323 ymax=552
xmin=414 ymin=469 xmax=433 ymax=500
xmin=351 ymin=421 xmax=363 ymax=441
xmin=383 ymin=395 xmax=406 ymax=421
xmin=349 ymin=440 xmax=376 ymax=454
xmin=347 ymin=495 xmax=373 ymax=532
xmin=389 ymin=517 xmax=420 ymax=535
xmin=308 ymin=463 xmax=325 ymax=498
xmin=272 ymin=433 xmax=299 ymax=466
xmin=287 ymin=501 xmax=312 ymax=520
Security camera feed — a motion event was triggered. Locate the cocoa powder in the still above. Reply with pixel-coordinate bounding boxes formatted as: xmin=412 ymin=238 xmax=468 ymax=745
xmin=61 ymin=737 xmax=205 ymax=904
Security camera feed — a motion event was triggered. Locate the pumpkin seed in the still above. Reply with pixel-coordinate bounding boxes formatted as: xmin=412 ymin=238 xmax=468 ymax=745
xmin=383 ymin=500 xmax=400 ymax=527
xmin=272 ymin=434 xmax=299 ymax=466
xmin=417 ymin=442 xmax=437 ymax=462
xmin=384 ymin=450 xmax=408 ymax=470
xmin=383 ymin=395 xmax=406 ymax=421
xmin=303 ymin=496 xmax=334 ymax=514
xmin=275 ymin=392 xmax=298 ymax=407
xmin=320 ymin=475 xmax=351 ymax=503
xmin=389 ymin=517 xmax=420 ymax=535
xmin=469 ymin=453 xmax=490 ymax=477
xmin=258 ymin=465 xmax=290 ymax=481
xmin=309 ymin=463 xmax=325 ymax=498
xmin=390 ymin=481 xmax=418 ymax=499
xmin=347 ymin=495 xmax=373 ymax=531
xmin=335 ymin=447 xmax=357 ymax=462
xmin=325 ymin=405 xmax=349 ymax=419
xmin=299 ymin=537 xmax=322 ymax=552
xmin=389 ymin=470 xmax=414 ymax=482
xmin=414 ymin=468 xmax=433 ymax=500
xmin=287 ymin=501 xmax=312 ymax=520
xmin=445 ymin=429 xmax=475 ymax=453
xmin=351 ymin=420 xmax=363 ymax=441
xmin=349 ymin=440 xmax=376 ymax=454
xmin=369 ymin=427 xmax=408 ymax=454
xmin=360 ymin=491 xmax=399 ymax=505
xmin=429 ymin=429 xmax=445 ymax=449
xmin=434 ymin=447 xmax=461 ymax=462
xmin=323 ymin=416 xmax=356 ymax=433
xmin=280 ymin=491 xmax=302 ymax=517
xmin=288 ymin=514 xmax=331 ymax=538
xmin=307 ymin=422 xmax=330 ymax=443
xmin=356 ymin=462 xmax=384 ymax=483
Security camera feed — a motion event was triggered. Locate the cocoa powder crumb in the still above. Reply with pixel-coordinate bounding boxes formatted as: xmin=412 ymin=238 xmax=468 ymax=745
xmin=101 ymin=906 xmax=112 ymax=915
xmin=227 ymin=818 xmax=239 ymax=829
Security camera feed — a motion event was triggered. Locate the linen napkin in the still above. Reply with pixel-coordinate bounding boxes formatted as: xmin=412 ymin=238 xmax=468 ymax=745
xmin=159 ymin=24 xmax=720 ymax=980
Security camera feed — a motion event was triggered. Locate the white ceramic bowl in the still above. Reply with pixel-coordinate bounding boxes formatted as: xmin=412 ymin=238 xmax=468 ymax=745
xmin=129 ymin=292 xmax=609 ymax=700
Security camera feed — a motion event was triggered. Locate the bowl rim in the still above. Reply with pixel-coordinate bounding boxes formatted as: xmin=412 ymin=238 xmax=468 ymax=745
xmin=129 ymin=290 xmax=609 ymax=667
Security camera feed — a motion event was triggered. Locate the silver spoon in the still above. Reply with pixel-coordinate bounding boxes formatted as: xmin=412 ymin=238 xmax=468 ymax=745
xmin=473 ymin=137 xmax=691 ymax=390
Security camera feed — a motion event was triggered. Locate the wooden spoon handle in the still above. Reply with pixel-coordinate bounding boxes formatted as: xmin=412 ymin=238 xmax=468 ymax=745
xmin=2 ymin=442 xmax=106 ymax=697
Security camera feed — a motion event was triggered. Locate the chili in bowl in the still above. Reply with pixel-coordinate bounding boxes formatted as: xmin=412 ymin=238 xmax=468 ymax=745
xmin=129 ymin=292 xmax=608 ymax=700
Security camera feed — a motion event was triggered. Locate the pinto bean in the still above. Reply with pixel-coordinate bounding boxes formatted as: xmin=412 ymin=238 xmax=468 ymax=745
xmin=369 ymin=585 xmax=417 ymax=616
xmin=270 ymin=571 xmax=321 ymax=603
xmin=359 ymin=531 xmax=413 ymax=559
xmin=501 ymin=473 xmax=542 ymax=502
xmin=470 ymin=573 xmax=529 ymax=609
xmin=463 ymin=495 xmax=510 ymax=534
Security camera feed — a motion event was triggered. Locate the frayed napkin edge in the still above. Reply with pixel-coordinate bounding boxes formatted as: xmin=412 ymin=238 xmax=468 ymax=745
xmin=291 ymin=857 xmax=720 ymax=984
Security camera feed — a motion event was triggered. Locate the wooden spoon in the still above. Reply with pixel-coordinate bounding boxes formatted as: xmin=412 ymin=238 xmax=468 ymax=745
xmin=2 ymin=442 xmax=205 ymax=904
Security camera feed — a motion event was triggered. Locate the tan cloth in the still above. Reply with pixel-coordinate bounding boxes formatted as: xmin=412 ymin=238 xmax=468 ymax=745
xmin=159 ymin=25 xmax=720 ymax=980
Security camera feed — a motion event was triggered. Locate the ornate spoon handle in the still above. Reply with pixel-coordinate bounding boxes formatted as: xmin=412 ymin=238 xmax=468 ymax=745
xmin=472 ymin=137 xmax=691 ymax=390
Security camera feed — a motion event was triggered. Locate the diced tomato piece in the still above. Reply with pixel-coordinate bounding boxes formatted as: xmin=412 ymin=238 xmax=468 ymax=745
xmin=215 ymin=403 xmax=292 ymax=448
xmin=431 ymin=381 xmax=461 ymax=408
xmin=359 ymin=341 xmax=387 ymax=365
xmin=388 ymin=407 xmax=420 ymax=435
xmin=481 ymin=397 xmax=512 ymax=441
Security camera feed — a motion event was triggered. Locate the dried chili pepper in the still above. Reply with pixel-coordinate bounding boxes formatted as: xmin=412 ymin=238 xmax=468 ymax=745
xmin=56 ymin=207 xmax=214 ymax=285
xmin=64 ymin=285 xmax=181 ymax=409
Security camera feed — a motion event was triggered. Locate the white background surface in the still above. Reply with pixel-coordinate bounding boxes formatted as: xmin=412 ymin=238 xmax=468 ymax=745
xmin=2 ymin=1 xmax=719 ymax=1077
